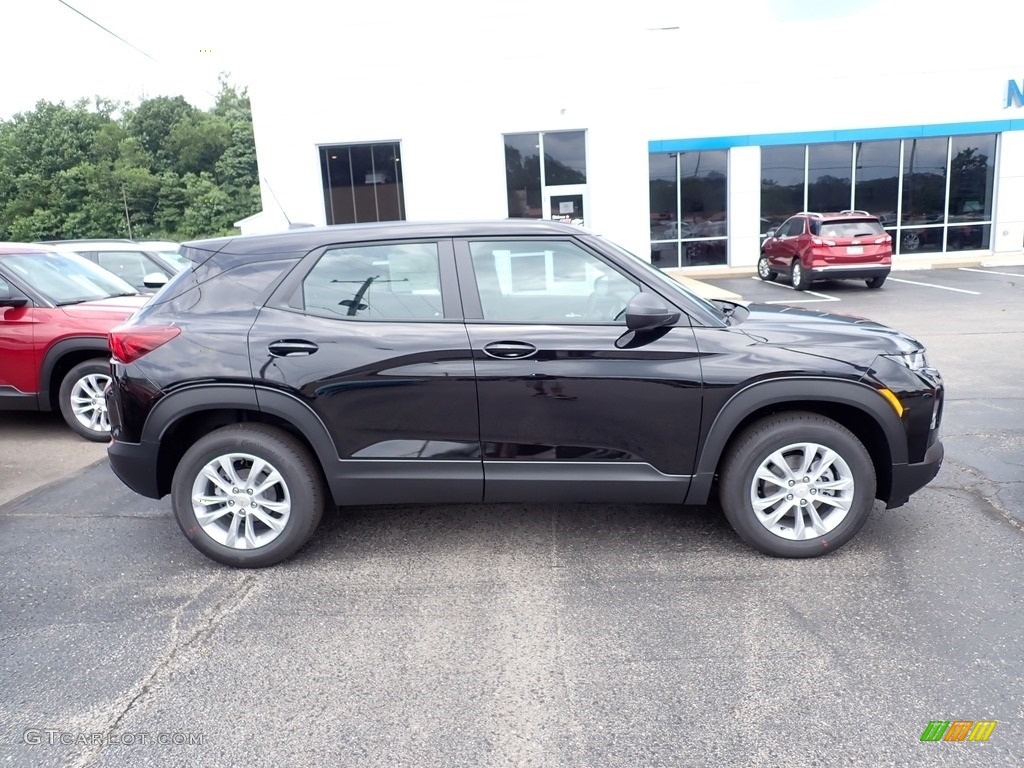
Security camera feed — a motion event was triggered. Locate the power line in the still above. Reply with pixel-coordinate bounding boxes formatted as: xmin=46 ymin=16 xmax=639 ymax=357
xmin=57 ymin=0 xmax=158 ymax=62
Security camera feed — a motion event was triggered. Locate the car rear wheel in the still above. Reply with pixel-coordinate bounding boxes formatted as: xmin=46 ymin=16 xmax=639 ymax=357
xmin=866 ymin=276 xmax=886 ymax=289
xmin=790 ymin=260 xmax=810 ymax=290
xmin=757 ymin=254 xmax=777 ymax=281
xmin=171 ymin=424 xmax=326 ymax=568
xmin=58 ymin=360 xmax=112 ymax=442
xmin=718 ymin=412 xmax=875 ymax=558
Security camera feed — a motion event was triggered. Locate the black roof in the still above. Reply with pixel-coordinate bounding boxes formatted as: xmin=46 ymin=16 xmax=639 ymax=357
xmin=184 ymin=220 xmax=591 ymax=257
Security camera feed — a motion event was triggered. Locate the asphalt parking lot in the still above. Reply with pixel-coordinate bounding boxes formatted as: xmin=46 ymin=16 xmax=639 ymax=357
xmin=1 ymin=266 xmax=1022 ymax=767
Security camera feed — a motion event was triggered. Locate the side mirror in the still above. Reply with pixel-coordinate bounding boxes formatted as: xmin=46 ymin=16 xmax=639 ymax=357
xmin=623 ymin=292 xmax=680 ymax=332
xmin=0 ymin=285 xmax=29 ymax=308
xmin=143 ymin=273 xmax=168 ymax=290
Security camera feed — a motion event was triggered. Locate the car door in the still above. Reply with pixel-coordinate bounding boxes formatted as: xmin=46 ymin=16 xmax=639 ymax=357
xmin=763 ymin=218 xmax=796 ymax=267
xmin=455 ymin=236 xmax=703 ymax=503
xmin=248 ymin=238 xmax=482 ymax=504
xmin=0 ymin=270 xmax=40 ymax=399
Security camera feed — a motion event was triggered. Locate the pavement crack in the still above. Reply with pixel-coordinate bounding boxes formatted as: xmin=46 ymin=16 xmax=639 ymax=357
xmin=70 ymin=573 xmax=257 ymax=768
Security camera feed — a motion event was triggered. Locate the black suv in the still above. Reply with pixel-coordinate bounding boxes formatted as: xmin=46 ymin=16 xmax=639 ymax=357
xmin=105 ymin=221 xmax=944 ymax=567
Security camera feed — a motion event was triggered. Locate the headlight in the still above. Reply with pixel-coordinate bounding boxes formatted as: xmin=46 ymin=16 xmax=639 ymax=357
xmin=885 ymin=350 xmax=929 ymax=371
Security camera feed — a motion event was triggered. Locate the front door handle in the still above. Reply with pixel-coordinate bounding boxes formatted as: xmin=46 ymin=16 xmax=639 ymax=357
xmin=268 ymin=339 xmax=319 ymax=357
xmin=482 ymin=341 xmax=537 ymax=359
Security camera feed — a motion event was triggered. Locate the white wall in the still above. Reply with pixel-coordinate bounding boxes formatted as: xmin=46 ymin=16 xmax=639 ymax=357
xmin=243 ymin=0 xmax=1024 ymax=260
xmin=993 ymin=131 xmax=1024 ymax=253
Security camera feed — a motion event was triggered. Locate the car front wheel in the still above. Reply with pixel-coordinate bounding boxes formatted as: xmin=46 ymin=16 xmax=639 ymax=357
xmin=757 ymin=253 xmax=777 ymax=281
xmin=718 ymin=412 xmax=876 ymax=558
xmin=171 ymin=424 xmax=326 ymax=567
xmin=58 ymin=360 xmax=112 ymax=441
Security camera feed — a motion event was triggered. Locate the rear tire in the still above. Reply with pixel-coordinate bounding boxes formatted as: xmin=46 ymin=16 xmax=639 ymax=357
xmin=791 ymin=260 xmax=810 ymax=291
xmin=757 ymin=254 xmax=777 ymax=282
xmin=866 ymin=276 xmax=886 ymax=289
xmin=719 ymin=412 xmax=875 ymax=558
xmin=171 ymin=424 xmax=325 ymax=568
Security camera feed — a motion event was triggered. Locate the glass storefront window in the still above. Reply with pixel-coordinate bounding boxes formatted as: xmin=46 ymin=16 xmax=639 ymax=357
xmin=948 ymin=134 xmax=996 ymax=225
xmin=807 ymin=143 xmax=852 ymax=213
xmin=648 ymin=150 xmax=728 ymax=268
xmin=854 ymin=140 xmax=899 ymax=226
xmin=760 ymin=146 xmax=804 ymax=233
xmin=320 ymin=142 xmax=405 ymax=226
xmin=901 ymin=137 xmax=947 ymax=226
xmin=505 ymin=133 xmax=542 ymax=219
xmin=543 ymin=131 xmax=587 ymax=185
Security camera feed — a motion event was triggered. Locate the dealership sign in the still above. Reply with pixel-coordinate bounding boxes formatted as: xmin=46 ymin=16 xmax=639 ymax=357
xmin=1008 ymin=79 xmax=1024 ymax=107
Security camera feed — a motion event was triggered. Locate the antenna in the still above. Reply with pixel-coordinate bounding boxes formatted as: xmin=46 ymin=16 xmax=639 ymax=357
xmin=262 ymin=177 xmax=293 ymax=227
xmin=262 ymin=177 xmax=314 ymax=230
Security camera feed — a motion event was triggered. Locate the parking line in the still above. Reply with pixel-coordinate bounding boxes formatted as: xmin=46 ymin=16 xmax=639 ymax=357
xmin=886 ymin=277 xmax=981 ymax=295
xmin=750 ymin=276 xmax=840 ymax=303
xmin=958 ymin=267 xmax=1024 ymax=278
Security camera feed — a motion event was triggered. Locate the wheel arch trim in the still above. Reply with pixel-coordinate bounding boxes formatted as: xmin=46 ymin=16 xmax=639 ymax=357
xmin=140 ymin=384 xmax=339 ymax=468
xmin=685 ymin=377 xmax=907 ymax=504
xmin=38 ymin=337 xmax=110 ymax=410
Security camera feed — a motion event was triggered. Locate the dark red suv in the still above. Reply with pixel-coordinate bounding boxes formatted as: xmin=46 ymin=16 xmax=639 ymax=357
xmin=0 ymin=243 xmax=148 ymax=440
xmin=759 ymin=211 xmax=892 ymax=290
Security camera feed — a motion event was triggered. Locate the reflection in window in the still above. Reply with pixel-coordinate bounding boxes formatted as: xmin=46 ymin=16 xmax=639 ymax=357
xmin=901 ymin=137 xmax=947 ymax=226
xmin=854 ymin=141 xmax=899 ymax=225
xmin=320 ymin=142 xmax=405 ymax=225
xmin=949 ymin=134 xmax=995 ymax=225
xmin=648 ymin=150 xmax=728 ymax=268
xmin=505 ymin=133 xmax=542 ymax=219
xmin=302 ymin=243 xmax=441 ymax=320
xmin=543 ymin=131 xmax=587 ymax=185
xmin=760 ymin=146 xmax=805 ymax=233
xmin=807 ymin=143 xmax=852 ymax=213
xmin=469 ymin=240 xmax=637 ymax=323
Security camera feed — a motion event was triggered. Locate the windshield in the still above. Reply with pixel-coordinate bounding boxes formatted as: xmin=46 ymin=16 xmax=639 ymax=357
xmin=154 ymin=250 xmax=191 ymax=271
xmin=2 ymin=251 xmax=137 ymax=304
xmin=592 ymin=236 xmax=726 ymax=321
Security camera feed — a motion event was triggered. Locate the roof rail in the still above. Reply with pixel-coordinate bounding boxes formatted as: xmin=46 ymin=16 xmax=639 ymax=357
xmin=800 ymin=211 xmax=824 ymax=218
xmin=38 ymin=238 xmax=136 ymax=244
xmin=839 ymin=210 xmax=871 ymax=216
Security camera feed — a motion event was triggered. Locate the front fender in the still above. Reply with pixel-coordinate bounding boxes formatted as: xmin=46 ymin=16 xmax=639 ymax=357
xmin=685 ymin=377 xmax=907 ymax=504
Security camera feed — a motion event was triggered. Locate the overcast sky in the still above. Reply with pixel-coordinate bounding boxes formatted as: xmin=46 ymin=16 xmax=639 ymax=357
xmin=0 ymin=0 xmax=1015 ymax=120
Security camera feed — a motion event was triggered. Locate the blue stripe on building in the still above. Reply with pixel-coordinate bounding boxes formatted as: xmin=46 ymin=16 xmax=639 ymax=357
xmin=649 ymin=119 xmax=1024 ymax=153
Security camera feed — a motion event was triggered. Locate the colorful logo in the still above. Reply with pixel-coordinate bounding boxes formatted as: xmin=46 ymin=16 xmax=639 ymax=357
xmin=920 ymin=720 xmax=997 ymax=742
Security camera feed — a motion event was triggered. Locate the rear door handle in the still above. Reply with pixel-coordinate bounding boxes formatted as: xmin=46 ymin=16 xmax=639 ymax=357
xmin=482 ymin=341 xmax=537 ymax=359
xmin=268 ymin=339 xmax=319 ymax=357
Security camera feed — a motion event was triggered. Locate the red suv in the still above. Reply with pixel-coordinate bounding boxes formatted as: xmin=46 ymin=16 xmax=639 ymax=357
xmin=0 ymin=243 xmax=149 ymax=441
xmin=759 ymin=211 xmax=892 ymax=290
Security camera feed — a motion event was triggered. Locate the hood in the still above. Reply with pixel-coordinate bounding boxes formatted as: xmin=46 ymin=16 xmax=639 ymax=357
xmin=734 ymin=302 xmax=923 ymax=356
xmin=59 ymin=295 xmax=149 ymax=320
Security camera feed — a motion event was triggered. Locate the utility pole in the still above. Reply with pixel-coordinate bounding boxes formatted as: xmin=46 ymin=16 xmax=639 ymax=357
xmin=122 ymin=186 xmax=133 ymax=239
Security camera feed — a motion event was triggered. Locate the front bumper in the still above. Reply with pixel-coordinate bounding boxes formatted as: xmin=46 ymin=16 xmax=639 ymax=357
xmin=886 ymin=438 xmax=944 ymax=509
xmin=107 ymin=438 xmax=163 ymax=499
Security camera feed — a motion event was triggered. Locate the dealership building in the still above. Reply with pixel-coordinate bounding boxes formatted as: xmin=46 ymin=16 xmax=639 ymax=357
xmin=240 ymin=3 xmax=1024 ymax=273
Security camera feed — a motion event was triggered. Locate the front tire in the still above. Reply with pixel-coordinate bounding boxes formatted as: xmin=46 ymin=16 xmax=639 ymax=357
xmin=757 ymin=253 xmax=777 ymax=282
xmin=718 ymin=412 xmax=876 ymax=558
xmin=171 ymin=424 xmax=326 ymax=568
xmin=58 ymin=359 xmax=112 ymax=441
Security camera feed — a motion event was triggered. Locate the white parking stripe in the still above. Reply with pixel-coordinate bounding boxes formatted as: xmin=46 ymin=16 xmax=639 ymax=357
xmin=958 ymin=267 xmax=1024 ymax=278
xmin=886 ymin=277 xmax=981 ymax=295
xmin=749 ymin=276 xmax=840 ymax=303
